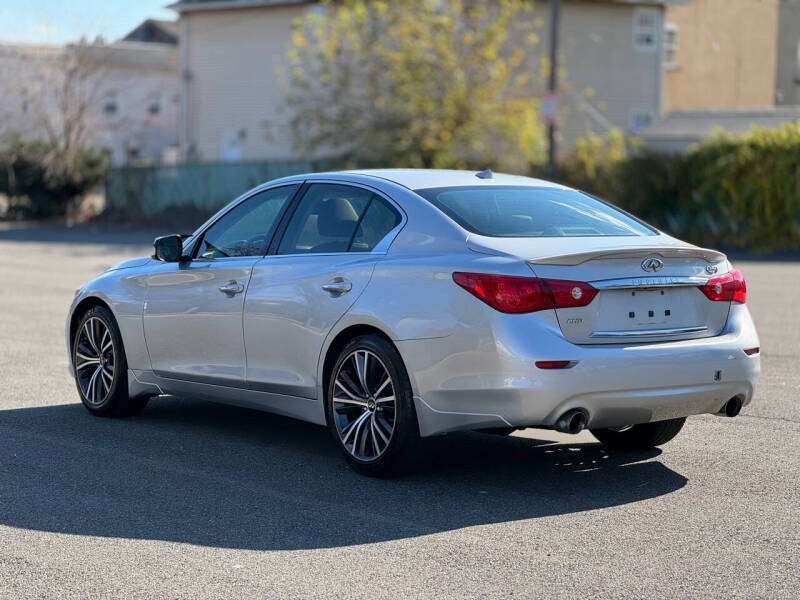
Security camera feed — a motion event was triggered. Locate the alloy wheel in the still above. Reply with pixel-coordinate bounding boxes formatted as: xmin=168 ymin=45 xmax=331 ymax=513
xmin=75 ymin=317 xmax=115 ymax=406
xmin=332 ymin=349 xmax=396 ymax=461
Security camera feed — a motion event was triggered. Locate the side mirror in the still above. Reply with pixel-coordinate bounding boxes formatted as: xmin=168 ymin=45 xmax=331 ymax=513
xmin=153 ymin=234 xmax=187 ymax=262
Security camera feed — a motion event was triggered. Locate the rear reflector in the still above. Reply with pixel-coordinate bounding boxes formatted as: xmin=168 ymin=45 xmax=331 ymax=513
xmin=700 ymin=269 xmax=746 ymax=304
xmin=743 ymin=347 xmax=760 ymax=356
xmin=535 ymin=360 xmax=574 ymax=369
xmin=452 ymin=272 xmax=597 ymax=314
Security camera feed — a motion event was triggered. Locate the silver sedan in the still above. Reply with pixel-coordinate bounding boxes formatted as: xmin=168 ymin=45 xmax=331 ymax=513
xmin=67 ymin=169 xmax=760 ymax=476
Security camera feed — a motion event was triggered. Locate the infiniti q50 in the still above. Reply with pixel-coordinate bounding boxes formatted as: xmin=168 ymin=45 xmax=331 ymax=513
xmin=67 ymin=170 xmax=760 ymax=476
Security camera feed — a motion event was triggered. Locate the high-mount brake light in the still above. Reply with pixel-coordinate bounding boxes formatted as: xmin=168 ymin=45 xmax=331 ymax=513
xmin=700 ymin=269 xmax=746 ymax=304
xmin=452 ymin=272 xmax=597 ymax=314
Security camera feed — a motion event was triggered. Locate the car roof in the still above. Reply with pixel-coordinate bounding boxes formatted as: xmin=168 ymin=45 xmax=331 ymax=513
xmin=344 ymin=169 xmax=564 ymax=191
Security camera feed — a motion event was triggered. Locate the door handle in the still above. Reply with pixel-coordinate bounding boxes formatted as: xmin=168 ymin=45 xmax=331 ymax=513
xmin=322 ymin=278 xmax=352 ymax=295
xmin=219 ymin=280 xmax=244 ymax=295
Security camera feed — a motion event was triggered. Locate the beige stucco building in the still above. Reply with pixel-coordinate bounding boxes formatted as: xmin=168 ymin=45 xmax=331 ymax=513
xmin=172 ymin=0 xmax=674 ymax=162
xmin=661 ymin=0 xmax=779 ymax=111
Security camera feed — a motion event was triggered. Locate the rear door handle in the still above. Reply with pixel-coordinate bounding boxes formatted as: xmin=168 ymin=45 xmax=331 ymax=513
xmin=219 ymin=280 xmax=244 ymax=295
xmin=322 ymin=278 xmax=352 ymax=295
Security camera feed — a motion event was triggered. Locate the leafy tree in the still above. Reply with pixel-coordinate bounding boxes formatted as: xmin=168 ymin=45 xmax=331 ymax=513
xmin=280 ymin=0 xmax=545 ymax=172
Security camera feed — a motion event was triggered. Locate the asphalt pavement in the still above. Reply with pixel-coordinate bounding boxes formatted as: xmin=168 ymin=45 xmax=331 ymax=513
xmin=0 ymin=223 xmax=798 ymax=599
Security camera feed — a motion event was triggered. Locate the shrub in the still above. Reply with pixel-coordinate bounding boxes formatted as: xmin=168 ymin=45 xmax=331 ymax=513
xmin=0 ymin=136 xmax=108 ymax=219
xmin=556 ymin=122 xmax=800 ymax=253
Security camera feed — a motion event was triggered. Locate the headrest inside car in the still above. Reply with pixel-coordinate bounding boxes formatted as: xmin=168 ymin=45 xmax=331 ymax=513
xmin=317 ymin=197 xmax=359 ymax=237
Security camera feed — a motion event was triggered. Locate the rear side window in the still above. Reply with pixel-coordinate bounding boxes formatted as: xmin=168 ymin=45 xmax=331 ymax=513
xmin=277 ymin=183 xmax=402 ymax=254
xmin=415 ymin=186 xmax=656 ymax=237
xmin=350 ymin=197 xmax=402 ymax=252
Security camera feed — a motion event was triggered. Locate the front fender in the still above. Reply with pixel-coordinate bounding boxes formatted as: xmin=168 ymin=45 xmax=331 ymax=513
xmin=65 ymin=268 xmax=151 ymax=373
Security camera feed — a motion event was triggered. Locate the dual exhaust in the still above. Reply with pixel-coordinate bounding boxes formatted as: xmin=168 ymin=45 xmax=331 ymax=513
xmin=554 ymin=396 xmax=743 ymax=435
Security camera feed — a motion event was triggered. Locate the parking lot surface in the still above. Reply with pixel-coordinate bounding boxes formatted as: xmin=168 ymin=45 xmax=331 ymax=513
xmin=1 ymin=224 xmax=798 ymax=599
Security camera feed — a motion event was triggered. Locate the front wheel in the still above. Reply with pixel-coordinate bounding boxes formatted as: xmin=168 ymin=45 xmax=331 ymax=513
xmin=590 ymin=417 xmax=686 ymax=451
xmin=325 ymin=334 xmax=418 ymax=477
xmin=72 ymin=306 xmax=149 ymax=417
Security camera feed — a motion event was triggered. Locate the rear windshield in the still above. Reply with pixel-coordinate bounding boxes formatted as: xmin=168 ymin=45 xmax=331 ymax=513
xmin=415 ymin=186 xmax=656 ymax=237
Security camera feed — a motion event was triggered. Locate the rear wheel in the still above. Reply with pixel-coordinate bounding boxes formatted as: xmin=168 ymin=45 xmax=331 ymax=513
xmin=590 ymin=417 xmax=686 ymax=451
xmin=325 ymin=334 xmax=418 ymax=477
xmin=72 ymin=306 xmax=149 ymax=417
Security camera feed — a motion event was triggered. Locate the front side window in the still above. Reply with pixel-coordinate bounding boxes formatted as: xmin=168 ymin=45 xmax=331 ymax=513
xmin=415 ymin=186 xmax=656 ymax=238
xmin=196 ymin=185 xmax=297 ymax=259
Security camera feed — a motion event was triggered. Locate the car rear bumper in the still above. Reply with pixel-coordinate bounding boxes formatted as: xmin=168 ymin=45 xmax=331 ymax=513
xmin=398 ymin=304 xmax=760 ymax=436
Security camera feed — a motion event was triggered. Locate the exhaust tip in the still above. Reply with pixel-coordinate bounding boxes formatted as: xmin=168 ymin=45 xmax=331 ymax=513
xmin=723 ymin=396 xmax=743 ymax=418
xmin=555 ymin=408 xmax=589 ymax=434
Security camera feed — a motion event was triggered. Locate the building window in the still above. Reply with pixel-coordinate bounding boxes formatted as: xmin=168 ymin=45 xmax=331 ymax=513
xmin=633 ymin=7 xmax=659 ymax=53
xmin=147 ymin=94 xmax=161 ymax=116
xmin=629 ymin=108 xmax=655 ymax=132
xmin=795 ymin=40 xmax=800 ymax=81
xmin=103 ymin=91 xmax=118 ymax=116
xmin=664 ymin=23 xmax=678 ymax=68
xmin=126 ymin=147 xmax=141 ymax=164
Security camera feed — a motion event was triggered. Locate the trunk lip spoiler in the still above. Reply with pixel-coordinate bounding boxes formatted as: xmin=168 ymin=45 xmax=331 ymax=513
xmin=527 ymin=246 xmax=726 ymax=266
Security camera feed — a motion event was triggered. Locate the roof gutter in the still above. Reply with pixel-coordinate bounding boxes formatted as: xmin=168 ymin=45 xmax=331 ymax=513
xmin=168 ymin=0 xmax=311 ymax=13
xmin=169 ymin=0 xmax=681 ymax=12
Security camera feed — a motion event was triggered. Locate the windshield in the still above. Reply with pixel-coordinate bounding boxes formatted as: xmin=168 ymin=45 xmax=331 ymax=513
xmin=415 ymin=186 xmax=657 ymax=237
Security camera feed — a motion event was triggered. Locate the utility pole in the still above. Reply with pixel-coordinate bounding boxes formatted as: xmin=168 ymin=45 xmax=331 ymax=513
xmin=545 ymin=0 xmax=561 ymax=180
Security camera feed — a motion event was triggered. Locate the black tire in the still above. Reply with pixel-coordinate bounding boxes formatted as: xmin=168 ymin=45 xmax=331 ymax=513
xmin=325 ymin=334 xmax=418 ymax=477
xmin=72 ymin=305 xmax=149 ymax=418
xmin=590 ymin=417 xmax=686 ymax=451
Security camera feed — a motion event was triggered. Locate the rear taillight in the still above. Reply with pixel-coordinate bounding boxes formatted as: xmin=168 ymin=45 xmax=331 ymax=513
xmin=545 ymin=279 xmax=599 ymax=309
xmin=452 ymin=272 xmax=597 ymax=314
xmin=700 ymin=269 xmax=746 ymax=304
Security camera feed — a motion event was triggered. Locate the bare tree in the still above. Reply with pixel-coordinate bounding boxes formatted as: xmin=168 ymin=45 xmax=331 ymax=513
xmin=0 ymin=40 xmax=110 ymax=217
xmin=0 ymin=40 xmax=110 ymax=177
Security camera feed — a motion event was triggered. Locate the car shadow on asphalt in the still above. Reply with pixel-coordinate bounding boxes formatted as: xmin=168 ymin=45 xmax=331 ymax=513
xmin=0 ymin=397 xmax=687 ymax=550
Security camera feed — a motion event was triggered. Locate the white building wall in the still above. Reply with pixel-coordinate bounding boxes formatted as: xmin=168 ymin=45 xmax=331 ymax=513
xmin=0 ymin=42 xmax=179 ymax=166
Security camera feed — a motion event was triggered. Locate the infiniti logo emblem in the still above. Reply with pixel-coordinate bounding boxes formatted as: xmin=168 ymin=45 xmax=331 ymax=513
xmin=641 ymin=257 xmax=664 ymax=272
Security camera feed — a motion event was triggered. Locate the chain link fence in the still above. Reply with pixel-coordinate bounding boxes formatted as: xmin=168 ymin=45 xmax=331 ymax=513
xmin=105 ymin=160 xmax=315 ymax=224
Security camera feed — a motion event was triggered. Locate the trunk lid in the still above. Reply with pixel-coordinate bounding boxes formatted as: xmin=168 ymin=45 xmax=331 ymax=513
xmin=467 ymin=234 xmax=730 ymax=344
